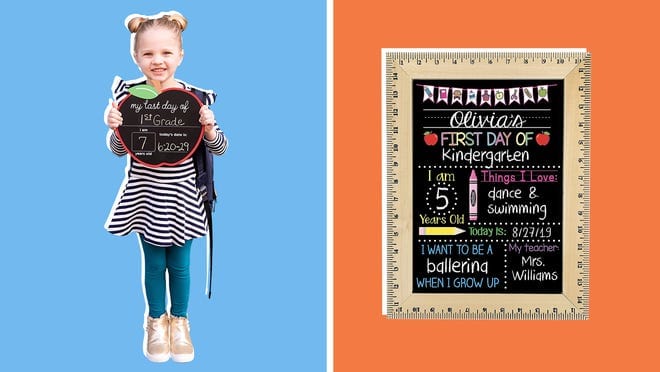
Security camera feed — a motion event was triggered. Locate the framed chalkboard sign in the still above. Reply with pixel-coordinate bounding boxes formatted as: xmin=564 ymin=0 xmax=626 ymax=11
xmin=116 ymin=87 xmax=204 ymax=167
xmin=383 ymin=49 xmax=590 ymax=319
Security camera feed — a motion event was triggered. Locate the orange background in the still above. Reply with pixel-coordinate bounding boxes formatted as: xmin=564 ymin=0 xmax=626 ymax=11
xmin=334 ymin=0 xmax=658 ymax=370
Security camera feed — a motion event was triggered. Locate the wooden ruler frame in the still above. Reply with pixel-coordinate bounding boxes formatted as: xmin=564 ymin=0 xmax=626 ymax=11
xmin=382 ymin=49 xmax=590 ymax=320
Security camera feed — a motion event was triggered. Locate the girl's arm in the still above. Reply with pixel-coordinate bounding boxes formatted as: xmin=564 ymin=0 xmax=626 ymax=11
xmin=199 ymin=103 xmax=228 ymax=155
xmin=106 ymin=129 xmax=128 ymax=156
xmin=203 ymin=125 xmax=228 ymax=156
xmin=104 ymin=99 xmax=127 ymax=156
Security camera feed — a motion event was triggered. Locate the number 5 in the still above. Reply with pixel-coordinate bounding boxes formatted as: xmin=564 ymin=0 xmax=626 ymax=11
xmin=436 ymin=187 xmax=449 ymax=210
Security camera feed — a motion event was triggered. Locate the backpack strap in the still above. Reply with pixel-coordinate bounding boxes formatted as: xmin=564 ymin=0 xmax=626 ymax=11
xmin=202 ymin=197 xmax=214 ymax=299
xmin=191 ymin=88 xmax=217 ymax=299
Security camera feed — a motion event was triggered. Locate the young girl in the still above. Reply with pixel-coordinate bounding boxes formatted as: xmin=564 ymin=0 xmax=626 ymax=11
xmin=104 ymin=11 xmax=227 ymax=363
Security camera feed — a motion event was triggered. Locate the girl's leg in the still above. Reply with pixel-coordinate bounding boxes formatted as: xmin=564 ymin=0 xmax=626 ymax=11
xmin=139 ymin=235 xmax=168 ymax=318
xmin=166 ymin=240 xmax=192 ymax=318
xmin=139 ymin=235 xmax=170 ymax=362
xmin=166 ymin=240 xmax=195 ymax=363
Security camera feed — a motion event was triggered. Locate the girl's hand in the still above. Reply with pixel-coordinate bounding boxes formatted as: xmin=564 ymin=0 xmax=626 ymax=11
xmin=199 ymin=105 xmax=217 ymax=140
xmin=104 ymin=99 xmax=123 ymax=129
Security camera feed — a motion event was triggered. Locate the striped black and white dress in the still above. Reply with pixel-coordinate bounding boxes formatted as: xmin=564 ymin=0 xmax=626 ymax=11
xmin=105 ymin=76 xmax=228 ymax=247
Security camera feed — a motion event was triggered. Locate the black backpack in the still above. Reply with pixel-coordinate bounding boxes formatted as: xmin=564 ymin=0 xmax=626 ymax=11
xmin=191 ymin=88 xmax=217 ymax=299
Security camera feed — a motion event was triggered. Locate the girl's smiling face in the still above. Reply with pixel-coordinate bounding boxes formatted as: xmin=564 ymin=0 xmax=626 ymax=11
xmin=133 ymin=26 xmax=183 ymax=90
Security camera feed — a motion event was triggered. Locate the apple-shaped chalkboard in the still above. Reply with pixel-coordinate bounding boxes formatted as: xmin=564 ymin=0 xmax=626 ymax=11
xmin=116 ymin=85 xmax=204 ymax=167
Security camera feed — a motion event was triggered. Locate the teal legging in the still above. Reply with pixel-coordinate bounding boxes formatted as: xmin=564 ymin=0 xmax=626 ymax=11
xmin=139 ymin=235 xmax=192 ymax=318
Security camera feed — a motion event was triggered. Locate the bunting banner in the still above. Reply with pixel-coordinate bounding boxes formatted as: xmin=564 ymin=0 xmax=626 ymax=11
xmin=537 ymin=85 xmax=549 ymax=102
xmin=494 ymin=88 xmax=506 ymax=105
xmin=423 ymin=85 xmax=434 ymax=102
xmin=451 ymin=87 xmax=463 ymax=105
xmin=437 ymin=86 xmax=449 ymax=104
xmin=416 ymin=83 xmax=554 ymax=105
xmin=480 ymin=89 xmax=491 ymax=106
xmin=523 ymin=86 xmax=535 ymax=103
xmin=509 ymin=87 xmax=520 ymax=104
xmin=466 ymin=89 xmax=478 ymax=105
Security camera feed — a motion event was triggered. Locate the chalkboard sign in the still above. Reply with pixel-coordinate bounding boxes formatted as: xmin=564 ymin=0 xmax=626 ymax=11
xmin=413 ymin=79 xmax=563 ymax=294
xmin=383 ymin=49 xmax=590 ymax=319
xmin=116 ymin=87 xmax=204 ymax=167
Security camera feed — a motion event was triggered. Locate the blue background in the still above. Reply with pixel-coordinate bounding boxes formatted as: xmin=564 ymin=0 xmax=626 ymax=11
xmin=1 ymin=1 xmax=326 ymax=370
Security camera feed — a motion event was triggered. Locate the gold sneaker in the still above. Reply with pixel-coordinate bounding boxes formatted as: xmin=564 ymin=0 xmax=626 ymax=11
xmin=170 ymin=316 xmax=194 ymax=362
xmin=143 ymin=313 xmax=170 ymax=363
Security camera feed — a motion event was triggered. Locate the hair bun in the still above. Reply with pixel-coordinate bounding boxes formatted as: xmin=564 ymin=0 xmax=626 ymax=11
xmin=125 ymin=14 xmax=148 ymax=33
xmin=165 ymin=11 xmax=188 ymax=31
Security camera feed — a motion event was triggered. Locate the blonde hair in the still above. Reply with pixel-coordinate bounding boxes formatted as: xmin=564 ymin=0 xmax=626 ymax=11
xmin=125 ymin=11 xmax=188 ymax=53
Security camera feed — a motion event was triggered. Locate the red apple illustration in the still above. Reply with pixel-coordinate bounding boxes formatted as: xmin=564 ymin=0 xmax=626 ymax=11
xmin=536 ymin=131 xmax=550 ymax=146
xmin=424 ymin=131 xmax=438 ymax=146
